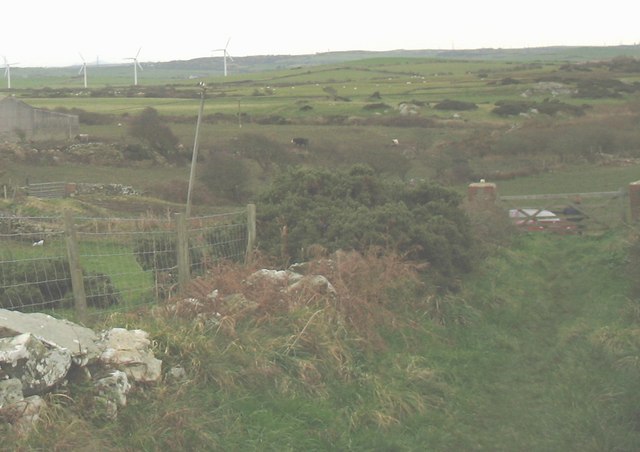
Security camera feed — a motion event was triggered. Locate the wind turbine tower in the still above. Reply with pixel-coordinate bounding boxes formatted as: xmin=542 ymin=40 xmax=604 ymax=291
xmin=3 ymin=57 xmax=19 ymax=89
xmin=126 ymin=48 xmax=143 ymax=85
xmin=213 ymin=38 xmax=234 ymax=77
xmin=79 ymin=53 xmax=88 ymax=88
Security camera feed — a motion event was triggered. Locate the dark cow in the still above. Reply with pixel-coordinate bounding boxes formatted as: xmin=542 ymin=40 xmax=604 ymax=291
xmin=291 ymin=137 xmax=309 ymax=147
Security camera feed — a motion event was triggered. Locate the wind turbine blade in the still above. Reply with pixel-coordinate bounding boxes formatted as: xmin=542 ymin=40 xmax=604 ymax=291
xmin=135 ymin=47 xmax=142 ymax=58
xmin=225 ymin=37 xmax=231 ymax=49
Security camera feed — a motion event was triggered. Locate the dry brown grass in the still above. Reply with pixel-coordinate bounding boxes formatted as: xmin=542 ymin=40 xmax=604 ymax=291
xmin=165 ymin=247 xmax=424 ymax=350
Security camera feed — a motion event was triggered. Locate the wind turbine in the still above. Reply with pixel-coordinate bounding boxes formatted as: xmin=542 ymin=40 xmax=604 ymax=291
xmin=213 ymin=38 xmax=233 ymax=77
xmin=78 ymin=53 xmax=88 ymax=88
xmin=126 ymin=48 xmax=143 ymax=85
xmin=3 ymin=57 xmax=19 ymax=89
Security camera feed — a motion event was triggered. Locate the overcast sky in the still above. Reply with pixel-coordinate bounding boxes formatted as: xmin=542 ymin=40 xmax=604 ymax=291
xmin=2 ymin=0 xmax=638 ymax=67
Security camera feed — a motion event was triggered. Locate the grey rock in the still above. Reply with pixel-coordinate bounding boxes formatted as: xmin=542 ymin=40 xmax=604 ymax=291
xmin=97 ymin=328 xmax=162 ymax=383
xmin=0 ymin=378 xmax=24 ymax=408
xmin=0 ymin=309 xmax=100 ymax=366
xmin=0 ymin=333 xmax=71 ymax=396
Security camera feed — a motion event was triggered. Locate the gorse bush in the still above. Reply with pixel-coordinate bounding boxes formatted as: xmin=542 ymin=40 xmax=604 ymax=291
xmin=257 ymin=165 xmax=474 ymax=289
xmin=434 ymin=99 xmax=478 ymax=111
xmin=128 ymin=107 xmax=180 ymax=158
xmin=200 ymin=151 xmax=250 ymax=202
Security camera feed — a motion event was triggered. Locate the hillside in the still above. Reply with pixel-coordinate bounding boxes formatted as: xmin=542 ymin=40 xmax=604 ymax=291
xmin=2 ymin=49 xmax=640 ymax=448
xmin=3 ymin=228 xmax=639 ymax=450
xmin=9 ymin=45 xmax=640 ymax=81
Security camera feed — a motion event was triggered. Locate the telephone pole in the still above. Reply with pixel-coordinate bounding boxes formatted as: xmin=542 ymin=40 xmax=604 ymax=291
xmin=186 ymin=83 xmax=206 ymax=218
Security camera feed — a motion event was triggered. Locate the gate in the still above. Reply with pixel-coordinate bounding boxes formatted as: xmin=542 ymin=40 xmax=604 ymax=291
xmin=467 ymin=181 xmax=630 ymax=233
xmin=26 ymin=182 xmax=68 ymax=199
xmin=498 ymin=190 xmax=628 ymax=232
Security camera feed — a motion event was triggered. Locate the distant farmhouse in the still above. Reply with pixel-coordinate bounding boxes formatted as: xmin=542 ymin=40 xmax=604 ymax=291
xmin=0 ymin=96 xmax=79 ymax=141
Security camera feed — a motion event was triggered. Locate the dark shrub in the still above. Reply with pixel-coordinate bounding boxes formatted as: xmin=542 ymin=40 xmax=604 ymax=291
xmin=257 ymin=165 xmax=474 ymax=289
xmin=0 ymin=258 xmax=119 ymax=311
xmin=84 ymin=273 xmax=121 ymax=309
xmin=499 ymin=77 xmax=520 ymax=85
xmin=363 ymin=103 xmax=391 ymax=110
xmin=434 ymin=100 xmax=478 ymax=111
xmin=128 ymin=107 xmax=180 ymax=157
xmin=492 ymin=100 xmax=534 ymax=116
xmin=200 ymin=152 xmax=250 ymax=202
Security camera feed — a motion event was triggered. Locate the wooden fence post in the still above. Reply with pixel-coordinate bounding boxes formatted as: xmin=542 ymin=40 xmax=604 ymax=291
xmin=630 ymin=181 xmax=640 ymax=222
xmin=63 ymin=210 xmax=87 ymax=324
xmin=246 ymin=204 xmax=256 ymax=264
xmin=175 ymin=213 xmax=190 ymax=292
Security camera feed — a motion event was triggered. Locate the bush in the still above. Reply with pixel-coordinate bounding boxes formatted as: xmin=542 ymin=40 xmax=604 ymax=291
xmin=573 ymin=79 xmax=636 ymax=99
xmin=122 ymin=143 xmax=154 ymax=161
xmin=54 ymin=107 xmax=114 ymax=126
xmin=434 ymin=99 xmax=478 ymax=111
xmin=492 ymin=100 xmax=534 ymax=116
xmin=256 ymin=165 xmax=474 ymax=289
xmin=128 ymin=107 xmax=179 ymax=157
xmin=227 ymin=133 xmax=290 ymax=173
xmin=0 ymin=258 xmax=120 ymax=311
xmin=199 ymin=152 xmax=250 ymax=202
xmin=362 ymin=103 xmax=391 ymax=110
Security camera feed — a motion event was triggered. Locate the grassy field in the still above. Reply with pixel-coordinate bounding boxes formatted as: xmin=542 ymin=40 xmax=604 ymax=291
xmin=3 ymin=51 xmax=640 ymax=216
xmin=3 ymin=50 xmax=640 ymax=449
xmin=12 ymin=57 xmax=613 ymax=119
xmin=4 ymin=230 xmax=640 ymax=450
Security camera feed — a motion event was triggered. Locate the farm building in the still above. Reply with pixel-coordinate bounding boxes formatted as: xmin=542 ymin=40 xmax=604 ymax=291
xmin=0 ymin=96 xmax=79 ymax=141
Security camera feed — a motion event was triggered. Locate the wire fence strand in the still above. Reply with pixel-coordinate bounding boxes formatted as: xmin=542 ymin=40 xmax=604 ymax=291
xmin=0 ymin=209 xmax=250 ymax=321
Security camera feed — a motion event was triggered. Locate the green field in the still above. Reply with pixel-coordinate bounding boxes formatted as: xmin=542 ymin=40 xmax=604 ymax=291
xmin=3 ymin=48 xmax=640 ymax=450
xmin=5 ymin=231 xmax=640 ymax=450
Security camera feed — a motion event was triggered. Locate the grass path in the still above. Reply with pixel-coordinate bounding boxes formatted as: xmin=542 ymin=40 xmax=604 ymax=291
xmin=422 ymin=232 xmax=640 ymax=450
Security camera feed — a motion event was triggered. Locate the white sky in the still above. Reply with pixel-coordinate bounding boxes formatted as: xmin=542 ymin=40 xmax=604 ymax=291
xmin=1 ymin=0 xmax=638 ymax=67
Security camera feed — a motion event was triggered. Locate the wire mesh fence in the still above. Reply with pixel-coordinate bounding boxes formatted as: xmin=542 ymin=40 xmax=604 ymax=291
xmin=0 ymin=207 xmax=253 ymax=322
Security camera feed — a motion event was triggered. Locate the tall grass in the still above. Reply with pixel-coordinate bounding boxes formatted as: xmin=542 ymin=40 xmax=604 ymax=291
xmin=6 ymin=230 xmax=640 ymax=450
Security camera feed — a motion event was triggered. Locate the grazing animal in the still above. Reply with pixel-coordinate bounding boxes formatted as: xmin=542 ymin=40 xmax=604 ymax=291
xmin=392 ymin=138 xmax=399 ymax=145
xmin=32 ymin=239 xmax=44 ymax=246
xmin=291 ymin=137 xmax=309 ymax=147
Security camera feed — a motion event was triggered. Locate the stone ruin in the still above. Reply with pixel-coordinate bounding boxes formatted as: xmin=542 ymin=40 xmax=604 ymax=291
xmin=0 ymin=309 xmax=164 ymax=433
xmin=0 ymin=264 xmax=338 ymax=434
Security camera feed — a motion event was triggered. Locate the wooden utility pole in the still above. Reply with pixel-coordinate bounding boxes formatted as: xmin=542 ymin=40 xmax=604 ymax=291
xmin=186 ymin=83 xmax=206 ymax=218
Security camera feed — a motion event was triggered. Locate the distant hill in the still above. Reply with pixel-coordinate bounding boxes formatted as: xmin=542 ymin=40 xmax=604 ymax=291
xmin=153 ymin=45 xmax=640 ymax=73
xmin=12 ymin=45 xmax=640 ymax=80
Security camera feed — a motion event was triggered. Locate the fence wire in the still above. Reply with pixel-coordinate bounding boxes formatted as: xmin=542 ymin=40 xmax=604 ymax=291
xmin=0 ymin=216 xmax=68 ymax=311
xmin=0 ymin=210 xmax=249 ymax=320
